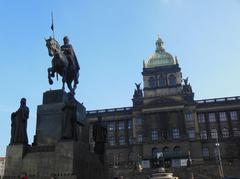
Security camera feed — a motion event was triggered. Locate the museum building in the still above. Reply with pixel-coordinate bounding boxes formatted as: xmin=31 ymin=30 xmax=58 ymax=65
xmin=87 ymin=37 xmax=240 ymax=168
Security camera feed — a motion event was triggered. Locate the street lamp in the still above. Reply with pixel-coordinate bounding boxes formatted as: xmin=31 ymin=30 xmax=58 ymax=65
xmin=215 ymin=137 xmax=224 ymax=178
xmin=137 ymin=154 xmax=143 ymax=172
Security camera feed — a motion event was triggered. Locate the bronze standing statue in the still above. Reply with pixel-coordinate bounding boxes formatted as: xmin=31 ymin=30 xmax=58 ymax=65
xmin=45 ymin=36 xmax=80 ymax=92
xmin=61 ymin=91 xmax=79 ymax=140
xmin=92 ymin=116 xmax=107 ymax=164
xmin=10 ymin=98 xmax=29 ymax=145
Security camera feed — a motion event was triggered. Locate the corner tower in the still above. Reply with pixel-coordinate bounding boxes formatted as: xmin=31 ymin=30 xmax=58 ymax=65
xmin=142 ymin=36 xmax=194 ymax=105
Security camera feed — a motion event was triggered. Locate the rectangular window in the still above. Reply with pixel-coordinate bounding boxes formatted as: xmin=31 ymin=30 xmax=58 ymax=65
xmin=211 ymin=129 xmax=218 ymax=139
xmin=172 ymin=128 xmax=180 ymax=139
xmin=230 ymin=111 xmax=238 ymax=121
xmin=136 ymin=118 xmax=143 ymax=125
xmin=119 ymin=136 xmax=126 ymax=145
xmin=198 ymin=113 xmax=205 ymax=123
xmin=188 ymin=129 xmax=195 ymax=139
xmin=128 ymin=120 xmax=133 ymax=129
xmin=202 ymin=147 xmax=210 ymax=157
xmin=209 ymin=113 xmax=216 ymax=123
xmin=219 ymin=112 xmax=227 ymax=122
xmin=118 ymin=121 xmax=125 ymax=130
xmin=185 ymin=112 xmax=194 ymax=121
xmin=151 ymin=130 xmax=158 ymax=141
xmin=108 ymin=122 xmax=115 ymax=131
xmin=128 ymin=136 xmax=133 ymax=144
xmin=137 ymin=134 xmax=143 ymax=143
xmin=200 ymin=130 xmax=207 ymax=140
xmin=108 ymin=136 xmax=115 ymax=146
xmin=222 ymin=128 xmax=229 ymax=138
xmin=233 ymin=128 xmax=240 ymax=137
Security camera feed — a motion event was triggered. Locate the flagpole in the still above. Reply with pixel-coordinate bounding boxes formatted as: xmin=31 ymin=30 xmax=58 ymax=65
xmin=51 ymin=12 xmax=55 ymax=39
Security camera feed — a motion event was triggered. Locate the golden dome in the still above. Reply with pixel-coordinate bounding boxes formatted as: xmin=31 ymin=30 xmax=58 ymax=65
xmin=145 ymin=37 xmax=176 ymax=68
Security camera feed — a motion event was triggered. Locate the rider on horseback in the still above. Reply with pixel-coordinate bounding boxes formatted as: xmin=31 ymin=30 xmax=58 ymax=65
xmin=61 ymin=36 xmax=80 ymax=89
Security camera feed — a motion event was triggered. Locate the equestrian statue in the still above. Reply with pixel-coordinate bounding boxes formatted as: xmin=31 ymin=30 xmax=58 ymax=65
xmin=45 ymin=36 xmax=80 ymax=92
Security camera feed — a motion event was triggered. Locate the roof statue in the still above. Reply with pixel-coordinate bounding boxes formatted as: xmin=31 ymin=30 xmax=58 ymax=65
xmin=133 ymin=83 xmax=143 ymax=98
xmin=155 ymin=34 xmax=164 ymax=53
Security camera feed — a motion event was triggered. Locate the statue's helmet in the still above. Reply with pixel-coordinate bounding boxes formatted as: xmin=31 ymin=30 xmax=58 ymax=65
xmin=21 ymin=98 xmax=26 ymax=102
xmin=20 ymin=98 xmax=26 ymax=106
xmin=63 ymin=36 xmax=69 ymax=41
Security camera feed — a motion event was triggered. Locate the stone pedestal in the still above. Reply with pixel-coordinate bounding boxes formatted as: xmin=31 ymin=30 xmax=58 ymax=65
xmin=3 ymin=90 xmax=108 ymax=179
xmin=4 ymin=144 xmax=25 ymax=177
xmin=35 ymin=90 xmax=88 ymax=146
xmin=4 ymin=141 xmax=108 ymax=179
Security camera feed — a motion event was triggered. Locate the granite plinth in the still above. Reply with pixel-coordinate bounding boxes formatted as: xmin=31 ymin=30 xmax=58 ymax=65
xmin=3 ymin=90 xmax=108 ymax=179
xmin=3 ymin=144 xmax=25 ymax=176
xmin=35 ymin=90 xmax=88 ymax=145
xmin=3 ymin=141 xmax=108 ymax=179
xmin=42 ymin=90 xmax=68 ymax=104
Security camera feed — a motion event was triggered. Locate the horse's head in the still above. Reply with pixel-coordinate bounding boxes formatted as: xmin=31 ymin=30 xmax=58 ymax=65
xmin=45 ymin=37 xmax=60 ymax=57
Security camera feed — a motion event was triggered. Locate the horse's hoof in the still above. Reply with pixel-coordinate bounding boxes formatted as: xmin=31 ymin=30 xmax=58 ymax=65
xmin=49 ymin=79 xmax=53 ymax=85
xmin=73 ymin=84 xmax=77 ymax=89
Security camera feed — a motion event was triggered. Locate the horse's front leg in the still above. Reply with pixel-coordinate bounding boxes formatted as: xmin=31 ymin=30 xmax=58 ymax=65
xmin=48 ymin=67 xmax=54 ymax=85
xmin=62 ymin=80 xmax=65 ymax=90
xmin=67 ymin=82 xmax=73 ymax=93
xmin=62 ymin=67 xmax=67 ymax=90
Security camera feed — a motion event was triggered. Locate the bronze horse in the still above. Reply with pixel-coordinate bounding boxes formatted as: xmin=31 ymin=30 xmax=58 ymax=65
xmin=45 ymin=37 xmax=75 ymax=92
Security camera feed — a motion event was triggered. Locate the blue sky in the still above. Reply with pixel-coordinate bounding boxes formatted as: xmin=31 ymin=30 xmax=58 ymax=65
xmin=0 ymin=0 xmax=240 ymax=156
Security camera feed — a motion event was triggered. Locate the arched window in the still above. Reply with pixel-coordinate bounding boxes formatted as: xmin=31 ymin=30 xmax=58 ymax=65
xmin=222 ymin=128 xmax=229 ymax=138
xmin=173 ymin=146 xmax=181 ymax=155
xmin=148 ymin=77 xmax=156 ymax=88
xmin=211 ymin=128 xmax=218 ymax=139
xmin=152 ymin=147 xmax=161 ymax=158
xmin=168 ymin=74 xmax=176 ymax=86
xmin=163 ymin=146 xmax=170 ymax=155
xmin=159 ymin=75 xmax=166 ymax=87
